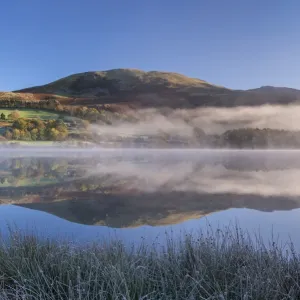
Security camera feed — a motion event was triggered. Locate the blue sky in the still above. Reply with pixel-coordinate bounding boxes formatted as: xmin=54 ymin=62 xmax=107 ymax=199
xmin=0 ymin=0 xmax=299 ymax=91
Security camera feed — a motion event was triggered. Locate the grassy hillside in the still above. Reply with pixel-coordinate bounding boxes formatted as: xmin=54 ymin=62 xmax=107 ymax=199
xmin=14 ymin=69 xmax=231 ymax=108
xmin=12 ymin=68 xmax=300 ymax=108
xmin=16 ymin=69 xmax=225 ymax=95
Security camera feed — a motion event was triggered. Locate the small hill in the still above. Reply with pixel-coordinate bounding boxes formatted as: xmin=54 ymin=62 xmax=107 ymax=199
xmin=239 ymin=86 xmax=300 ymax=105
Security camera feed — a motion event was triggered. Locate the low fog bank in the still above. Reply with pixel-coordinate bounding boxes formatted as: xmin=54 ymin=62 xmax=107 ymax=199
xmin=89 ymin=159 xmax=300 ymax=197
xmin=1 ymin=104 xmax=300 ymax=148
xmin=91 ymin=105 xmax=300 ymax=137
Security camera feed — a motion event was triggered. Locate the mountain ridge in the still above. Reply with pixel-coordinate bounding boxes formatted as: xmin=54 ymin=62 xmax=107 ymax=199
xmin=7 ymin=68 xmax=300 ymax=108
xmin=15 ymin=68 xmax=226 ymax=94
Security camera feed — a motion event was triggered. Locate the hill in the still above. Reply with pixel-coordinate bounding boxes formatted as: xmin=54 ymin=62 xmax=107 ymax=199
xmin=14 ymin=69 xmax=228 ymax=108
xmin=16 ymin=69 xmax=226 ymax=95
xmin=12 ymin=68 xmax=300 ymax=108
xmin=13 ymin=69 xmax=300 ymax=108
xmin=2 ymin=70 xmax=300 ymax=144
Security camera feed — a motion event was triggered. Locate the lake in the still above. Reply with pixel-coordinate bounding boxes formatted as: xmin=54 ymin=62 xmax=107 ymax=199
xmin=1 ymin=148 xmax=300 ymax=248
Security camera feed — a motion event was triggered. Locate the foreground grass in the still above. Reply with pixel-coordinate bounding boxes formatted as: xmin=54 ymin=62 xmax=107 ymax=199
xmin=0 ymin=228 xmax=299 ymax=299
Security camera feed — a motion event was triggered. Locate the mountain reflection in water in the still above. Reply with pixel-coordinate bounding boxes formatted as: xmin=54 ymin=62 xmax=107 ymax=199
xmin=0 ymin=150 xmax=300 ymax=229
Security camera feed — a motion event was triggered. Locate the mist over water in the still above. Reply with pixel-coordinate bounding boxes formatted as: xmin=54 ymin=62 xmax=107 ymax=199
xmin=92 ymin=161 xmax=300 ymax=196
xmin=0 ymin=148 xmax=300 ymax=247
xmin=2 ymin=148 xmax=300 ymax=197
xmin=91 ymin=105 xmax=300 ymax=137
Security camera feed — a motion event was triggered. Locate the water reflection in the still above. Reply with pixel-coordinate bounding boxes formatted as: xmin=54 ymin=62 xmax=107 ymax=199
xmin=0 ymin=150 xmax=300 ymax=246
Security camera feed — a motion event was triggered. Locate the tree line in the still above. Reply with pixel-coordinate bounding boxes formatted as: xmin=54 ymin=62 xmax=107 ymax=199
xmin=214 ymin=128 xmax=300 ymax=148
xmin=95 ymin=127 xmax=300 ymax=148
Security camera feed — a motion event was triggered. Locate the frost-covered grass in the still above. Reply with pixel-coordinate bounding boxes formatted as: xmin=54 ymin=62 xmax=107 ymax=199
xmin=0 ymin=227 xmax=299 ymax=299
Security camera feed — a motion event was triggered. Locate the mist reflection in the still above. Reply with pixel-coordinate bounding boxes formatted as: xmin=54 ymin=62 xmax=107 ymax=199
xmin=0 ymin=149 xmax=298 ymax=229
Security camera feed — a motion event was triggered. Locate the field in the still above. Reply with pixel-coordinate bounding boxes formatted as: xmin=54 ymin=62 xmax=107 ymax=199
xmin=0 ymin=109 xmax=61 ymax=120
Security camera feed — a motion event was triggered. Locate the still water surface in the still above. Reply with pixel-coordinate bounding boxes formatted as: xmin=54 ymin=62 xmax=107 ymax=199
xmin=1 ymin=149 xmax=300 ymax=247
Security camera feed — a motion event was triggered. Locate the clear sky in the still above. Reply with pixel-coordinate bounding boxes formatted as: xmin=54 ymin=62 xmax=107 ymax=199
xmin=1 ymin=0 xmax=299 ymax=91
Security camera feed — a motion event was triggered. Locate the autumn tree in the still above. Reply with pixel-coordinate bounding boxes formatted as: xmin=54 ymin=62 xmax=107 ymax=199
xmin=3 ymin=118 xmax=69 ymax=141
xmin=8 ymin=110 xmax=21 ymax=120
xmin=13 ymin=118 xmax=27 ymax=130
xmin=12 ymin=129 xmax=21 ymax=140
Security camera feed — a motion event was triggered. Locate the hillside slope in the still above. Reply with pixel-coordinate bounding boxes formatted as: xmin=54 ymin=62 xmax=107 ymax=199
xmin=16 ymin=69 xmax=226 ymax=95
xmin=12 ymin=69 xmax=300 ymax=108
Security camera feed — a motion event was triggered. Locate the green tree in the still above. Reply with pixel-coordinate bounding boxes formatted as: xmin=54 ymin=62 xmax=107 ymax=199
xmin=0 ymin=113 xmax=6 ymax=120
